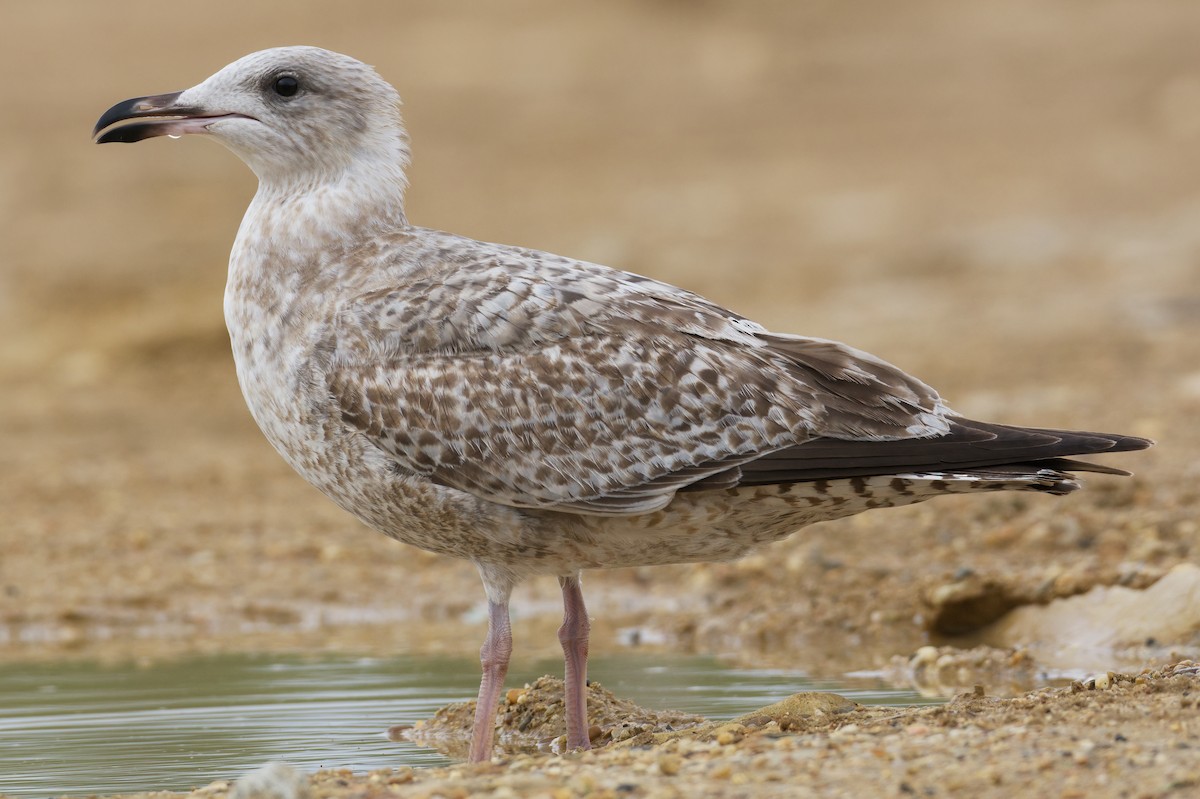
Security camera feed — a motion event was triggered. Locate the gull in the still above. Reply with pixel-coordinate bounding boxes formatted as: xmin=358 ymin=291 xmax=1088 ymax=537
xmin=94 ymin=46 xmax=1151 ymax=763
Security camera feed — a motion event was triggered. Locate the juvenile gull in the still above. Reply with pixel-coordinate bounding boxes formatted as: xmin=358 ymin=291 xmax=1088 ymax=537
xmin=94 ymin=47 xmax=1151 ymax=762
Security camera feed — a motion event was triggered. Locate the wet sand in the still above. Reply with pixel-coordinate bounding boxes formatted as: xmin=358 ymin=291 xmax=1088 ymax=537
xmin=2 ymin=1 xmax=1199 ymax=796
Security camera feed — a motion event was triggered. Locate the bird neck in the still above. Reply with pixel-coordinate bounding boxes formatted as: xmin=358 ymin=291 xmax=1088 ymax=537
xmin=225 ymin=136 xmax=413 ymax=344
xmin=250 ymin=151 xmax=411 ymax=246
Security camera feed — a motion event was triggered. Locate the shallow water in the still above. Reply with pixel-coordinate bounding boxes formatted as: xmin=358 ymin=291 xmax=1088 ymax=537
xmin=0 ymin=654 xmax=941 ymax=797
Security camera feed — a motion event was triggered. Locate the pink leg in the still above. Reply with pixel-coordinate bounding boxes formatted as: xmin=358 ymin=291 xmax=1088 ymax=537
xmin=558 ymin=573 xmax=592 ymax=751
xmin=468 ymin=598 xmax=512 ymax=763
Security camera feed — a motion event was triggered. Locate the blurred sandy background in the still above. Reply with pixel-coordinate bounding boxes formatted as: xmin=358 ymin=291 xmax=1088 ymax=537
xmin=0 ymin=1 xmax=1196 ymax=669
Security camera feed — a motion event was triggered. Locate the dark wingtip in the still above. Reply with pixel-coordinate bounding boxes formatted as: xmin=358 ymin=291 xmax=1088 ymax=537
xmin=1113 ymin=435 xmax=1155 ymax=452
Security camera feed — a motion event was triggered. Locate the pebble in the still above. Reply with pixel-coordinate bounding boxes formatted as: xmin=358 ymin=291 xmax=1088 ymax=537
xmin=385 ymin=724 xmax=411 ymax=741
xmin=708 ymin=763 xmax=733 ymax=780
xmin=231 ymin=762 xmax=309 ymax=799
xmin=388 ymin=767 xmax=414 ymax=785
xmin=912 ymin=645 xmax=940 ymax=666
xmin=715 ymin=723 xmax=746 ymax=745
xmin=657 ymin=753 xmax=682 ymax=776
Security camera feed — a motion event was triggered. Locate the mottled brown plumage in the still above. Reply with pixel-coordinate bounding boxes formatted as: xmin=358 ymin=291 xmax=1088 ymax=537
xmin=94 ymin=46 xmax=1151 ymax=764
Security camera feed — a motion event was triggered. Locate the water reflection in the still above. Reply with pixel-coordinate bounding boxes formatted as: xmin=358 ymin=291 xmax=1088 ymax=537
xmin=0 ymin=654 xmax=941 ymax=797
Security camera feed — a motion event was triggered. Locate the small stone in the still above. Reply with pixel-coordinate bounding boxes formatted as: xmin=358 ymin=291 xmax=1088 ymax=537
xmin=567 ymin=774 xmax=597 ymax=794
xmin=506 ymin=688 xmax=524 ymax=704
xmin=385 ymin=724 xmax=411 ymax=741
xmin=657 ymin=753 xmax=682 ymax=776
xmin=715 ymin=723 xmax=746 ymax=745
xmin=232 ymin=762 xmax=309 ymax=799
xmin=912 ymin=646 xmax=939 ymax=669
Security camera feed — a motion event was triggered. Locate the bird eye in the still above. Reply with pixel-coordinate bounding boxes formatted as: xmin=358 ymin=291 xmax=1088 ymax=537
xmin=272 ymin=76 xmax=300 ymax=97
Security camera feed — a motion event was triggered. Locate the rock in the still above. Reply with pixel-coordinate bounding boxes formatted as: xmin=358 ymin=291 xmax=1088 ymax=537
xmin=733 ymin=692 xmax=858 ymax=728
xmin=980 ymin=564 xmax=1200 ymax=668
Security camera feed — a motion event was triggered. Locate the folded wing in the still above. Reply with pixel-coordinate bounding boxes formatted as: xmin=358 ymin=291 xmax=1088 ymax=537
xmin=326 ymin=254 xmax=960 ymax=515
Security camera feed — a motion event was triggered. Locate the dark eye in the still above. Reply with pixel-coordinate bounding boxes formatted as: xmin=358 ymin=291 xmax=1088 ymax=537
xmin=272 ymin=75 xmax=300 ymax=97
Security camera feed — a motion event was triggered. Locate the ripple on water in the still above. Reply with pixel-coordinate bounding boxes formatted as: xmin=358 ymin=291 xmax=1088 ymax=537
xmin=0 ymin=654 xmax=942 ymax=797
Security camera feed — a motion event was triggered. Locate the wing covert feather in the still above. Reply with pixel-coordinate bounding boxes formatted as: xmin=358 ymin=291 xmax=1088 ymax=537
xmin=326 ymin=253 xmax=949 ymax=514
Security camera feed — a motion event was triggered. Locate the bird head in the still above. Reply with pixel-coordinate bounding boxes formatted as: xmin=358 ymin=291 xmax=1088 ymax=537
xmin=93 ymin=46 xmax=411 ymax=192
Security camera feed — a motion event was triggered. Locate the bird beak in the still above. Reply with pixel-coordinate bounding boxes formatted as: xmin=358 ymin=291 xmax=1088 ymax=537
xmin=93 ymin=91 xmax=247 ymax=143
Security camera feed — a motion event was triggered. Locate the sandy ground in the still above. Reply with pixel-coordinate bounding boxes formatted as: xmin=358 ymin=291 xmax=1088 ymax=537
xmin=2 ymin=1 xmax=1200 ymax=797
